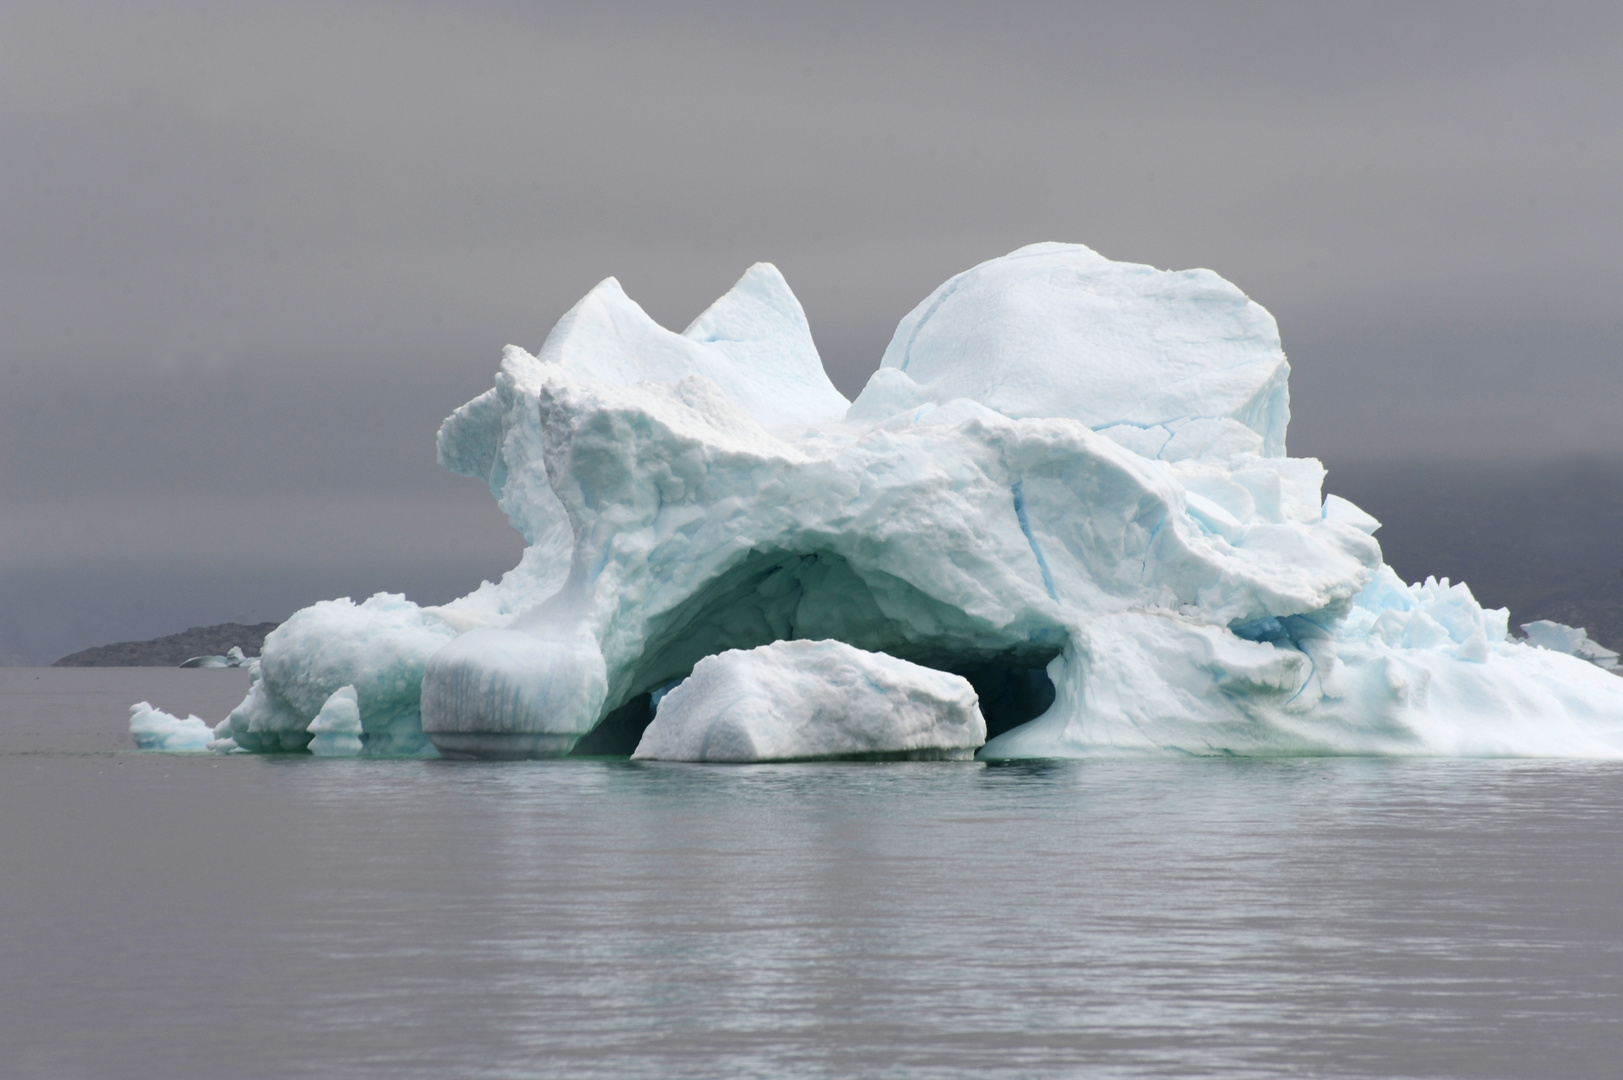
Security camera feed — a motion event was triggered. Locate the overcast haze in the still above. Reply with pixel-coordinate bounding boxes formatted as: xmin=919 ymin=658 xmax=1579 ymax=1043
xmin=3 ymin=1 xmax=1620 ymax=663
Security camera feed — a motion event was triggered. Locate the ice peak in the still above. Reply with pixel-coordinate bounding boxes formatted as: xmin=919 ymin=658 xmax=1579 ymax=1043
xmin=529 ymin=267 xmax=847 ymax=430
xmin=683 ymin=262 xmax=806 ymax=345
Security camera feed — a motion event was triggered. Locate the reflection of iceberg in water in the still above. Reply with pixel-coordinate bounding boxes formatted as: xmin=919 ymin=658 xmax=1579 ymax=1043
xmin=136 ymin=243 xmax=1623 ymax=759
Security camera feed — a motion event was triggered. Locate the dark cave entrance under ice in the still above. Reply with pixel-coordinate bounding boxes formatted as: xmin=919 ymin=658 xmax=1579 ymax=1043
xmin=568 ymin=548 xmax=1062 ymax=757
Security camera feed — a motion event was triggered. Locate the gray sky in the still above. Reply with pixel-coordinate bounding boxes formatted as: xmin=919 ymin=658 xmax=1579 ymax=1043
xmin=3 ymin=1 xmax=1620 ymax=662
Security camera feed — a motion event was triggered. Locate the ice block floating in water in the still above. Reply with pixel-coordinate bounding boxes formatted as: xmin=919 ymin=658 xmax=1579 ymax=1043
xmin=135 ymin=243 xmax=1623 ymax=760
xmin=1521 ymin=620 xmax=1620 ymax=671
xmin=631 ymin=640 xmax=986 ymax=763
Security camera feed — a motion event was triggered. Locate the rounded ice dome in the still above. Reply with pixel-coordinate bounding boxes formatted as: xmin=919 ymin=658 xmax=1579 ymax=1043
xmin=875 ymin=242 xmax=1292 ymax=456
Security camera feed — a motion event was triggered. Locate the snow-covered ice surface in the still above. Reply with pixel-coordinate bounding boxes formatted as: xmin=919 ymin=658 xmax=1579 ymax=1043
xmin=632 ymin=640 xmax=985 ymax=762
xmin=141 ymin=242 xmax=1623 ymax=760
xmin=871 ymin=241 xmax=1290 ymax=455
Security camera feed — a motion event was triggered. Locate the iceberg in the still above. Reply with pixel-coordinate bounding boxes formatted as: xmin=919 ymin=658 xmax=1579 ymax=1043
xmin=1521 ymin=620 xmax=1621 ymax=670
xmin=139 ymin=242 xmax=1623 ymax=760
xmin=178 ymin=646 xmax=255 ymax=669
xmin=631 ymin=639 xmax=985 ymax=762
xmin=129 ymin=702 xmax=214 ymax=753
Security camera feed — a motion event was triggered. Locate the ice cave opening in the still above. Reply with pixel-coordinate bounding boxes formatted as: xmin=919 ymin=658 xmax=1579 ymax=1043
xmin=566 ymin=547 xmax=1064 ymax=756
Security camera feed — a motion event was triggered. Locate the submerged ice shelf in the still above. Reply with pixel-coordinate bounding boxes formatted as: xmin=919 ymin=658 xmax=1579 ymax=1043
xmin=137 ymin=242 xmax=1623 ymax=760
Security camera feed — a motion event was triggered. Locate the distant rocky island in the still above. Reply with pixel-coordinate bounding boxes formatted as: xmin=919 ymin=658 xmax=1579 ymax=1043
xmin=53 ymin=622 xmax=279 ymax=668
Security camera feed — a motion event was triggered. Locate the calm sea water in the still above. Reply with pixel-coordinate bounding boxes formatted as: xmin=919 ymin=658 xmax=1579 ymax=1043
xmin=3 ymin=668 xmax=1621 ymax=1079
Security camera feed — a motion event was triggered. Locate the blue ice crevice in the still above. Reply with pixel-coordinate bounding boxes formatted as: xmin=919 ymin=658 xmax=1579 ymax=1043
xmin=1229 ymin=614 xmax=1324 ymax=703
xmin=1011 ymin=480 xmax=1059 ymax=601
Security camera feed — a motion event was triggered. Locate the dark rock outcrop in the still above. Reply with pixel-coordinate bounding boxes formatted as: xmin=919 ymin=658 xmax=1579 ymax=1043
xmin=53 ymin=622 xmax=279 ymax=667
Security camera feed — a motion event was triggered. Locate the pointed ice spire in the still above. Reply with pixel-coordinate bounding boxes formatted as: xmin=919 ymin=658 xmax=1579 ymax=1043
xmin=537 ymin=276 xmax=700 ymax=387
xmin=527 ymin=265 xmax=848 ymax=429
xmin=682 ymin=262 xmax=849 ymax=426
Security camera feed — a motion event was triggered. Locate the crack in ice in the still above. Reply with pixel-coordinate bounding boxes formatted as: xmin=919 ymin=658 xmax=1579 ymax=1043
xmin=1011 ymin=479 xmax=1059 ymax=601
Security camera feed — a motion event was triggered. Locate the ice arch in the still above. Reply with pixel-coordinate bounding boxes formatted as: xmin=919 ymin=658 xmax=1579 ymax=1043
xmin=421 ymin=544 xmax=1071 ymax=759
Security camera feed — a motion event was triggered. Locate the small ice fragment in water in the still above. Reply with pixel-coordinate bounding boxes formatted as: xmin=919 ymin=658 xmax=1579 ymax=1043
xmin=633 ymin=640 xmax=985 ymax=762
xmin=129 ymin=702 xmax=214 ymax=752
xmin=1521 ymin=620 xmax=1620 ymax=670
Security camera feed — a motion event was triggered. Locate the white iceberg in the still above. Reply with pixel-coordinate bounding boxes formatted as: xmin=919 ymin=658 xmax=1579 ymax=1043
xmin=129 ymin=702 xmax=214 ymax=753
xmin=178 ymin=646 xmax=255 ymax=669
xmin=1521 ymin=620 xmax=1620 ymax=670
xmin=137 ymin=242 xmax=1623 ymax=760
xmin=632 ymin=640 xmax=985 ymax=762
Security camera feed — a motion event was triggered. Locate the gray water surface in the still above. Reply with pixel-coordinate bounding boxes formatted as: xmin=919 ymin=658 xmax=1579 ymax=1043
xmin=3 ymin=668 xmax=1621 ymax=1079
